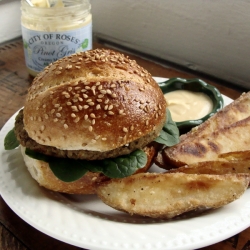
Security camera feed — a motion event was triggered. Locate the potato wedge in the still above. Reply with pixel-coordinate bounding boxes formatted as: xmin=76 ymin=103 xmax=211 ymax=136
xmin=96 ymin=173 xmax=249 ymax=219
xmin=219 ymin=150 xmax=250 ymax=161
xmin=157 ymin=116 xmax=250 ymax=168
xmin=168 ymin=159 xmax=250 ymax=176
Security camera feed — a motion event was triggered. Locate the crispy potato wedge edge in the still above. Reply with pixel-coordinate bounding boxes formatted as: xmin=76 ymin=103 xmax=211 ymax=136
xmin=96 ymin=172 xmax=250 ymax=219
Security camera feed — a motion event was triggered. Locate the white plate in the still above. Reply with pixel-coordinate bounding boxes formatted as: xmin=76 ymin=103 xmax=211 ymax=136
xmin=0 ymin=77 xmax=249 ymax=250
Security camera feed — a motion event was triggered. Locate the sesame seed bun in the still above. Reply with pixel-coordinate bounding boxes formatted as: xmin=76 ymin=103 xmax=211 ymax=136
xmin=23 ymin=49 xmax=167 ymax=152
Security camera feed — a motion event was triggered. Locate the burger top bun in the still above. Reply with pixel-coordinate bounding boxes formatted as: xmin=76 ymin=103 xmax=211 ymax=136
xmin=23 ymin=49 xmax=167 ymax=152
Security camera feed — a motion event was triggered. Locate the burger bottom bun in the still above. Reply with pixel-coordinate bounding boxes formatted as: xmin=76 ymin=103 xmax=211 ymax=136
xmin=20 ymin=144 xmax=159 ymax=194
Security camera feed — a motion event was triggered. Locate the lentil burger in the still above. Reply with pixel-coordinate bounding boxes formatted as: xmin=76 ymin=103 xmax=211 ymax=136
xmin=14 ymin=48 xmax=167 ymax=194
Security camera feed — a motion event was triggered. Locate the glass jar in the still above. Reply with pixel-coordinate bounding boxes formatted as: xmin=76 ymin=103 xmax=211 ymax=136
xmin=21 ymin=0 xmax=92 ymax=77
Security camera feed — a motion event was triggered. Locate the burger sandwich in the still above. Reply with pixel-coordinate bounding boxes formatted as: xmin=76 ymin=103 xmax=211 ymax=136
xmin=4 ymin=49 xmax=179 ymax=194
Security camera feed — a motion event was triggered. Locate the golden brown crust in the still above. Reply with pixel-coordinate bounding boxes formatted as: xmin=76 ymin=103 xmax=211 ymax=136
xmin=21 ymin=143 xmax=158 ymax=194
xmin=23 ymin=49 xmax=166 ymax=151
xmin=96 ymin=172 xmax=249 ymax=218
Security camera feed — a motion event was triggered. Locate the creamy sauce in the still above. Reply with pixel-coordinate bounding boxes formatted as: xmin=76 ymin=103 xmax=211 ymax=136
xmin=164 ymin=90 xmax=213 ymax=122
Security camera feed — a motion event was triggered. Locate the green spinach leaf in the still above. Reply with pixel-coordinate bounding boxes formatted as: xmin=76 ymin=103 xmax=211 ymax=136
xmin=102 ymin=150 xmax=147 ymax=178
xmin=25 ymin=148 xmax=147 ymax=182
xmin=154 ymin=109 xmax=180 ymax=146
xmin=4 ymin=128 xmax=20 ymax=150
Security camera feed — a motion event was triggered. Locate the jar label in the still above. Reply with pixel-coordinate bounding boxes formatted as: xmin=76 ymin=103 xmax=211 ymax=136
xmin=21 ymin=22 xmax=92 ymax=74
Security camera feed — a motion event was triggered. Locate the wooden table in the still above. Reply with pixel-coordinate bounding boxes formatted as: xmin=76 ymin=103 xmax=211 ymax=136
xmin=0 ymin=38 xmax=249 ymax=250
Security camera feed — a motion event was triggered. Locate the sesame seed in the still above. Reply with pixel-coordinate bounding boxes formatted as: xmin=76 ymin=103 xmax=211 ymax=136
xmin=40 ymin=125 xmax=45 ymax=131
xmin=97 ymin=99 xmax=102 ymax=103
xmin=91 ymin=139 xmax=97 ymax=143
xmin=89 ymin=102 xmax=95 ymax=106
xmin=84 ymin=114 xmax=88 ymax=120
xmin=66 ymin=64 xmax=72 ymax=69
xmin=96 ymin=104 xmax=101 ymax=110
xmin=102 ymin=137 xmax=107 ymax=141
xmin=58 ymin=107 xmax=62 ymax=111
xmin=108 ymin=105 xmax=113 ymax=110
xmin=68 ymin=87 xmax=72 ymax=91
xmin=56 ymin=113 xmax=61 ymax=117
xmin=83 ymin=94 xmax=88 ymax=98
xmin=86 ymin=99 xmax=92 ymax=103
xmin=71 ymin=106 xmax=78 ymax=112
xmin=83 ymin=105 xmax=89 ymax=109
xmin=44 ymin=114 xmax=49 ymax=119
xmin=89 ymin=126 xmax=93 ymax=132
xmin=123 ymin=127 xmax=128 ymax=132
xmin=130 ymin=125 xmax=134 ymax=131
xmin=100 ymin=90 xmax=107 ymax=94
xmin=54 ymin=118 xmax=58 ymax=122
xmin=51 ymin=109 xmax=55 ymax=114
xmin=78 ymin=105 xmax=83 ymax=110
xmin=74 ymin=117 xmax=80 ymax=123
xmin=92 ymin=119 xmax=95 ymax=125
xmin=91 ymin=86 xmax=96 ymax=95
xmin=64 ymin=124 xmax=68 ymax=129
xmin=98 ymin=94 xmax=104 ymax=98
xmin=67 ymin=102 xmax=72 ymax=106
xmin=71 ymin=113 xmax=76 ymax=118
xmin=108 ymin=111 xmax=114 ymax=115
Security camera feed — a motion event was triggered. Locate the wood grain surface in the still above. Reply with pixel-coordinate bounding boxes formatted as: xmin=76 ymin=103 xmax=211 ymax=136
xmin=0 ymin=38 xmax=249 ymax=250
